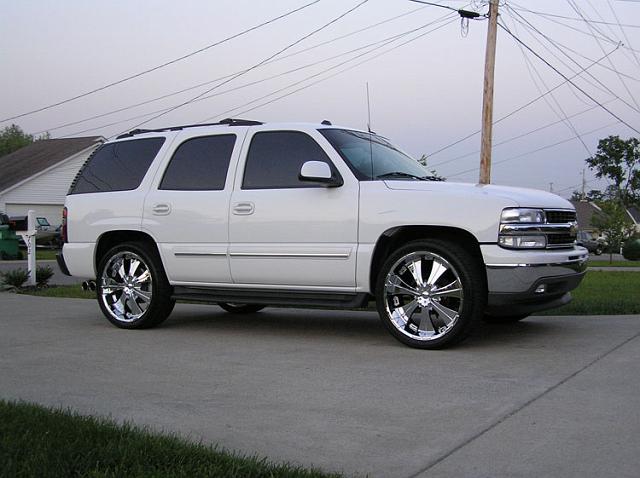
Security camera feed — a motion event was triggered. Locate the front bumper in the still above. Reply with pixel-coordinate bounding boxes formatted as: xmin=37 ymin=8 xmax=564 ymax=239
xmin=483 ymin=245 xmax=588 ymax=316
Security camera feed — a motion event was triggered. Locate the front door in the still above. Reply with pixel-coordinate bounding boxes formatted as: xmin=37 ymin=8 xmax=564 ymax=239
xmin=229 ymin=129 xmax=359 ymax=289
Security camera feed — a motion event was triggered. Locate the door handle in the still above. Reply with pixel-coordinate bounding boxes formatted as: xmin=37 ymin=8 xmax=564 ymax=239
xmin=152 ymin=203 xmax=171 ymax=215
xmin=233 ymin=202 xmax=255 ymax=215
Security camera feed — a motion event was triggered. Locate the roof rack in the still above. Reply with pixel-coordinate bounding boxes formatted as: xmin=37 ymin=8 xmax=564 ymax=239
xmin=116 ymin=118 xmax=263 ymax=139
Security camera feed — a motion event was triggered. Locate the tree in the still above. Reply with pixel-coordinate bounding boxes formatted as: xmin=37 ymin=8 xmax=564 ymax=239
xmin=591 ymin=199 xmax=636 ymax=262
xmin=0 ymin=124 xmax=33 ymax=157
xmin=586 ymin=135 xmax=640 ymax=206
xmin=570 ymin=189 xmax=606 ymax=202
xmin=0 ymin=124 xmax=49 ymax=158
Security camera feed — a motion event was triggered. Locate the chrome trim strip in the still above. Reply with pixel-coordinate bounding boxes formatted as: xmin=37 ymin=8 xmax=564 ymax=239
xmin=499 ymin=223 xmax=577 ymax=234
xmin=174 ymin=252 xmax=227 ymax=257
xmin=486 ymin=258 xmax=588 ymax=268
xmin=229 ymin=252 xmax=351 ymax=259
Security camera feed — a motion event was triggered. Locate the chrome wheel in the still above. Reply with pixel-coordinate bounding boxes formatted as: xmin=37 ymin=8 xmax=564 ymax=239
xmin=100 ymin=251 xmax=153 ymax=323
xmin=383 ymin=250 xmax=464 ymax=342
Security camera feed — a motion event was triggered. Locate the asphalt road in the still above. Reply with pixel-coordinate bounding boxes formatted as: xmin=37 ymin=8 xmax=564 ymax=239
xmin=1 ymin=293 xmax=639 ymax=477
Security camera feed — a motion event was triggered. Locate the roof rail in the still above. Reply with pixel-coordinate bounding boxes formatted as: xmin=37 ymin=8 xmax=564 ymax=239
xmin=116 ymin=118 xmax=263 ymax=139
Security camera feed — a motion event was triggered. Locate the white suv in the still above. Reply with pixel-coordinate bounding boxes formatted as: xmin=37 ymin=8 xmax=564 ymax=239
xmin=58 ymin=119 xmax=587 ymax=349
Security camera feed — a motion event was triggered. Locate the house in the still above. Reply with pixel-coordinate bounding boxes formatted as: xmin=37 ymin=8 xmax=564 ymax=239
xmin=570 ymin=200 xmax=604 ymax=233
xmin=0 ymin=136 xmax=103 ymax=227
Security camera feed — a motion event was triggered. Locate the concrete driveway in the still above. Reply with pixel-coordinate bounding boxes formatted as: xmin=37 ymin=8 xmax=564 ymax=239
xmin=1 ymin=293 xmax=639 ymax=477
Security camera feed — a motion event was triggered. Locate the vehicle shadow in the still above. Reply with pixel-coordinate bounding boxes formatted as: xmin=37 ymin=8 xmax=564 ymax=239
xmin=161 ymin=303 xmax=567 ymax=348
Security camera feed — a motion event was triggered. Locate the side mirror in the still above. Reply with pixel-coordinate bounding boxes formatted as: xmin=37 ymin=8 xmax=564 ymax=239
xmin=299 ymin=161 xmax=343 ymax=187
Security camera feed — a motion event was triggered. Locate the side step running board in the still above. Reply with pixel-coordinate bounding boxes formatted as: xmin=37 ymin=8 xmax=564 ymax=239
xmin=172 ymin=286 xmax=370 ymax=309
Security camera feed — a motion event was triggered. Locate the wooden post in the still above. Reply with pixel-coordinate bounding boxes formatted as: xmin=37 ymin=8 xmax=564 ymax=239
xmin=479 ymin=0 xmax=499 ymax=185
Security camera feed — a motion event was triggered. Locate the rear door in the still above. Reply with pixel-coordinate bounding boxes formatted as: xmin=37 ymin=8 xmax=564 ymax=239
xmin=142 ymin=130 xmax=246 ymax=284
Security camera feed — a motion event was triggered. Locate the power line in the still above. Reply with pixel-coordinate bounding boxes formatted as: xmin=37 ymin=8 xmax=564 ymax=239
xmin=0 ymin=0 xmax=322 ymax=124
xmin=430 ymin=99 xmax=611 ymax=168
xmin=566 ymin=0 xmax=640 ymax=111
xmin=505 ymin=14 xmax=592 ymax=156
xmin=510 ymin=1 xmax=640 ymax=54
xmin=63 ymin=14 xmax=457 ymax=139
xmin=37 ymin=4 xmax=432 ymax=136
xmin=498 ymin=21 xmax=640 ymax=135
xmin=507 ymin=6 xmax=640 ymax=28
xmin=446 ymin=120 xmax=621 ymax=179
xmin=117 ymin=0 xmax=371 ymax=136
xmin=202 ymin=15 xmax=458 ymax=122
xmin=427 ymin=46 xmax=617 ymax=158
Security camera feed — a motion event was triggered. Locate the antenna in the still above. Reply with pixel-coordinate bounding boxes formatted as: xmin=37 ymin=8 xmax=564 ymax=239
xmin=366 ymin=82 xmax=374 ymax=179
xmin=366 ymin=82 xmax=372 ymax=133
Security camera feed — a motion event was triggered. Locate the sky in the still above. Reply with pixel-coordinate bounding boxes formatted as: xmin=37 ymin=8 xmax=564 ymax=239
xmin=1 ymin=0 xmax=639 ymax=198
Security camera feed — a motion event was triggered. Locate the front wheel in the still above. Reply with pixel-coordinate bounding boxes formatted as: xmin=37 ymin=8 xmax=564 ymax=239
xmin=97 ymin=242 xmax=175 ymax=329
xmin=375 ymin=239 xmax=486 ymax=349
xmin=218 ymin=303 xmax=266 ymax=314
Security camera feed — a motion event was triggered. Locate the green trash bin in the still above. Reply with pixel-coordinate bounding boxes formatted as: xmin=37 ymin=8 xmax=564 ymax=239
xmin=0 ymin=225 xmax=21 ymax=260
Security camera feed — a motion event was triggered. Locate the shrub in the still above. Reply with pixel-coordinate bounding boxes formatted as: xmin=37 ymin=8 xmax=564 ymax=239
xmin=36 ymin=265 xmax=54 ymax=287
xmin=622 ymin=236 xmax=640 ymax=261
xmin=0 ymin=268 xmax=29 ymax=288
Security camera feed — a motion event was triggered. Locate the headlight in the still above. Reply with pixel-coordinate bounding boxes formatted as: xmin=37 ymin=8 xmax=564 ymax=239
xmin=498 ymin=235 xmax=547 ymax=249
xmin=500 ymin=208 xmax=545 ymax=224
xmin=499 ymin=208 xmax=547 ymax=249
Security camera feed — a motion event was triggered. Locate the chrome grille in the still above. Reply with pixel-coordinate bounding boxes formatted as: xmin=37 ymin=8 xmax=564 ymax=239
xmin=546 ymin=210 xmax=576 ymax=224
xmin=544 ymin=209 xmax=577 ymax=248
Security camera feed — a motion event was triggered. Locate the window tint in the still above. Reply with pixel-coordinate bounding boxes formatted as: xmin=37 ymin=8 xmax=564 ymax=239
xmin=242 ymin=131 xmax=334 ymax=189
xmin=160 ymin=135 xmax=236 ymax=190
xmin=70 ymin=138 xmax=165 ymax=194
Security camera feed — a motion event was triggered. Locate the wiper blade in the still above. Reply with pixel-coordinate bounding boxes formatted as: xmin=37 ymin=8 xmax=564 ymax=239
xmin=376 ymin=171 xmax=428 ymax=181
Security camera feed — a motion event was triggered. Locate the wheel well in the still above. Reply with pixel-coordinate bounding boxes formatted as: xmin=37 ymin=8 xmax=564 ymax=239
xmin=369 ymin=226 xmax=485 ymax=293
xmin=94 ymin=230 xmax=159 ymax=271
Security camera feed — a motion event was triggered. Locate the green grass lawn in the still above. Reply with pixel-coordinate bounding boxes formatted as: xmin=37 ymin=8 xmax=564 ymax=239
xmin=588 ymin=260 xmax=640 ymax=267
xmin=0 ymin=400 xmax=342 ymax=478
xmin=536 ymin=271 xmax=640 ymax=315
xmin=18 ymin=271 xmax=640 ymax=316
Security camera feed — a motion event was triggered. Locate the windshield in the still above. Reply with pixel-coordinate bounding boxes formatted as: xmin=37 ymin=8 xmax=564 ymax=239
xmin=319 ymin=129 xmax=431 ymax=181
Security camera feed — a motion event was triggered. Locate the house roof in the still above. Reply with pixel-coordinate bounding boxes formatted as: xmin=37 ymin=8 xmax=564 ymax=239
xmin=570 ymin=200 xmax=604 ymax=231
xmin=628 ymin=206 xmax=640 ymax=224
xmin=0 ymin=137 xmax=102 ymax=193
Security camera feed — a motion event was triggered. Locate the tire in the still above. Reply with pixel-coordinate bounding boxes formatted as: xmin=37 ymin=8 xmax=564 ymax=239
xmin=218 ymin=303 xmax=266 ymax=314
xmin=97 ymin=242 xmax=175 ymax=329
xmin=595 ymin=245 xmax=603 ymax=255
xmin=375 ymin=239 xmax=486 ymax=349
xmin=483 ymin=313 xmax=529 ymax=324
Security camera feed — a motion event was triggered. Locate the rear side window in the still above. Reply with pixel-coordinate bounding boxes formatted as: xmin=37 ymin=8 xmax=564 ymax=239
xmin=69 ymin=138 xmax=165 ymax=194
xmin=242 ymin=131 xmax=334 ymax=189
xmin=160 ymin=135 xmax=235 ymax=190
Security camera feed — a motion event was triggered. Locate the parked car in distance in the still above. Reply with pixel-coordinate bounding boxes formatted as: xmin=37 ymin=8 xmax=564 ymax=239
xmin=576 ymin=231 xmax=606 ymax=255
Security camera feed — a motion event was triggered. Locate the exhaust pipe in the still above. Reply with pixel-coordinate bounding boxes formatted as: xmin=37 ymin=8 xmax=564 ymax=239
xmin=82 ymin=280 xmax=96 ymax=291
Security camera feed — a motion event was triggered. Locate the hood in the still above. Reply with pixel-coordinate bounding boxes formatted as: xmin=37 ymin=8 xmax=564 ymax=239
xmin=384 ymin=181 xmax=573 ymax=209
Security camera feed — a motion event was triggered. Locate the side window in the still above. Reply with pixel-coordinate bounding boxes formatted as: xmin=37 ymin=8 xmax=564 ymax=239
xmin=242 ymin=131 xmax=334 ymax=189
xmin=69 ymin=138 xmax=165 ymax=194
xmin=160 ymin=135 xmax=236 ymax=191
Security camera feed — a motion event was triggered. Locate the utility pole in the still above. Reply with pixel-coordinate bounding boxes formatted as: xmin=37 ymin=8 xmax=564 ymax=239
xmin=479 ymin=0 xmax=499 ymax=185
xmin=581 ymin=169 xmax=587 ymax=200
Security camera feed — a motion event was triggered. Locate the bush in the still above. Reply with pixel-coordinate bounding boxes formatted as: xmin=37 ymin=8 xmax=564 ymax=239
xmin=623 ymin=237 xmax=640 ymax=260
xmin=36 ymin=265 xmax=54 ymax=287
xmin=0 ymin=268 xmax=29 ymax=288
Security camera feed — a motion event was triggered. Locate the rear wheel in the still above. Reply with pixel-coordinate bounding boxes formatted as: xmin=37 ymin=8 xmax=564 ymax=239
xmin=375 ymin=239 xmax=485 ymax=349
xmin=97 ymin=242 xmax=174 ymax=329
xmin=218 ymin=303 xmax=266 ymax=314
